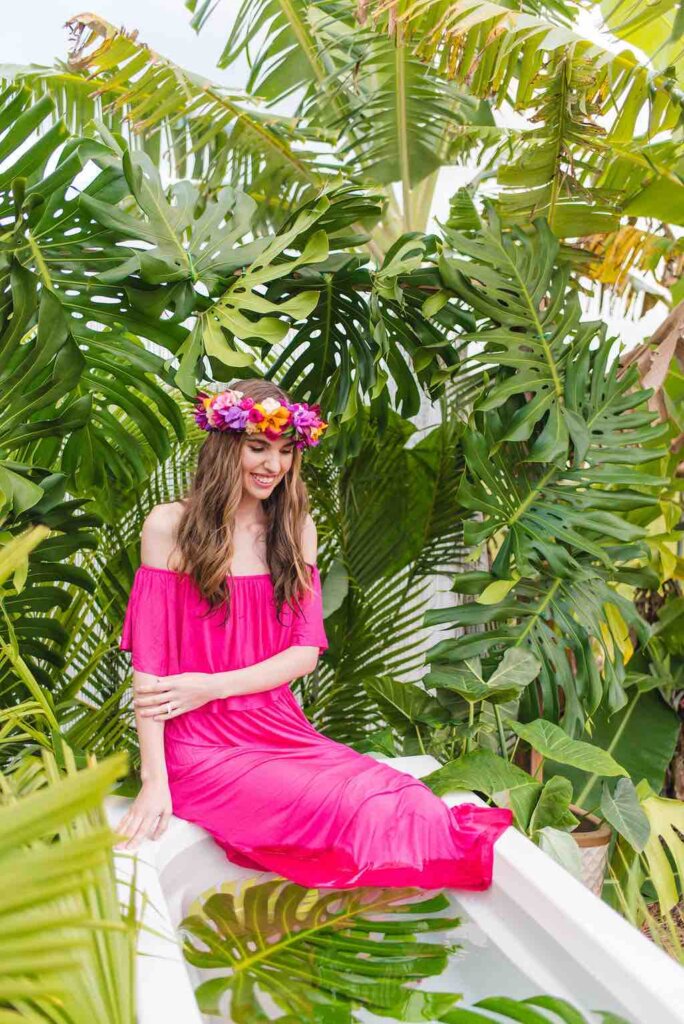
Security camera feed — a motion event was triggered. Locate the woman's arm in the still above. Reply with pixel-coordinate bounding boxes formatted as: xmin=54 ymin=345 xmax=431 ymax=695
xmin=211 ymin=646 xmax=319 ymax=696
xmin=115 ymin=508 xmax=178 ymax=849
xmin=133 ymin=670 xmax=168 ymax=780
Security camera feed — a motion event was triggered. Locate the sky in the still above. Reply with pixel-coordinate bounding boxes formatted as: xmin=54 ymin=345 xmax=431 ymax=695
xmin=4 ymin=0 xmax=665 ymax=347
xmin=5 ymin=1 xmax=244 ymax=82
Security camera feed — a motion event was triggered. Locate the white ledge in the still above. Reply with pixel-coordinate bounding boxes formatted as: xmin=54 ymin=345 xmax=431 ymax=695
xmin=105 ymin=754 xmax=684 ymax=1024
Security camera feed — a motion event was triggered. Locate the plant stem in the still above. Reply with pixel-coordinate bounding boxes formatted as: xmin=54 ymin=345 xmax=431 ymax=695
xmin=575 ymin=689 xmax=640 ymax=809
xmin=494 ymin=705 xmax=508 ymax=760
xmin=465 ymin=701 xmax=475 ymax=754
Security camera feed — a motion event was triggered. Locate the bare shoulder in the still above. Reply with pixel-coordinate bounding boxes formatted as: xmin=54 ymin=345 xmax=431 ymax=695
xmin=140 ymin=501 xmax=185 ymax=570
xmin=301 ymin=513 xmax=318 ymax=565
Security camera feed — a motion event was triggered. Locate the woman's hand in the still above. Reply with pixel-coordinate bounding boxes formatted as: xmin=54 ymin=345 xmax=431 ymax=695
xmin=115 ymin=778 xmax=173 ymax=850
xmin=133 ymin=670 xmax=223 ymax=720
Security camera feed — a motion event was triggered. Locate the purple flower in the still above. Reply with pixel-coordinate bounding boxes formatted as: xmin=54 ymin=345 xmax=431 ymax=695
xmin=216 ymin=405 xmax=251 ymax=430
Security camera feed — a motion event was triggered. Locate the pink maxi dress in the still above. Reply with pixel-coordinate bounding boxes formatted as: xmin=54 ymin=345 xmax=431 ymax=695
xmin=120 ymin=562 xmax=512 ymax=889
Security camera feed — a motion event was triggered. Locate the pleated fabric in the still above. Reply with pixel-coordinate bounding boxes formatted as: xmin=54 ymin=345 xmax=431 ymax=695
xmin=120 ymin=564 xmax=512 ymax=890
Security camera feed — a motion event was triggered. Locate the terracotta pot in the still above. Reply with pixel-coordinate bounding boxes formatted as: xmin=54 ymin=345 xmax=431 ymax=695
xmin=569 ymin=804 xmax=612 ymax=896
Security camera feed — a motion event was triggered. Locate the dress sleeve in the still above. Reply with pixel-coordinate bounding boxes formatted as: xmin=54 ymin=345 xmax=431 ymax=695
xmin=119 ymin=566 xmax=182 ymax=675
xmin=290 ymin=563 xmax=329 ymax=655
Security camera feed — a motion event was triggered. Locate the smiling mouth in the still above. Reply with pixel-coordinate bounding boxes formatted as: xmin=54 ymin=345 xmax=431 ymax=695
xmin=251 ymin=474 xmax=277 ymax=486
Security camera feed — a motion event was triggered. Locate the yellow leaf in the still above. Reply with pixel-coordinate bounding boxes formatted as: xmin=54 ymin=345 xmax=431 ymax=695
xmin=604 ymin=602 xmax=634 ymax=664
xmin=476 ymin=578 xmax=518 ymax=604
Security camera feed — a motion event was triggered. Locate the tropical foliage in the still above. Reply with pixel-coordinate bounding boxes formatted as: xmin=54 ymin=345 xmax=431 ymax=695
xmin=0 ymin=0 xmax=683 ymax=1016
xmin=181 ymin=876 xmax=631 ymax=1023
xmin=0 ymin=744 xmax=134 ymax=1022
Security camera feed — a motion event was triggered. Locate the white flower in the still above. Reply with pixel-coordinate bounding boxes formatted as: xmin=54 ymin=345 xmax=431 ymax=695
xmin=260 ymin=397 xmax=282 ymax=414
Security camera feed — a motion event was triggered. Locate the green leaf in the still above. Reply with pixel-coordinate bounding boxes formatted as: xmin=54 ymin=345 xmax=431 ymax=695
xmin=537 ymin=826 xmax=584 ymax=881
xmin=365 ymin=676 xmax=449 ymax=734
xmin=424 ymin=750 xmax=541 ymax=829
xmin=181 ymin=879 xmax=460 ymax=1021
xmin=511 ymin=720 xmax=627 ymax=777
xmin=487 ymin=648 xmax=541 ymax=691
xmin=530 ymin=777 xmax=579 ymax=834
xmin=636 ymin=781 xmax=684 ymax=912
xmin=600 ymin=778 xmax=650 ymax=852
xmin=552 ymin=689 xmax=681 ymax=810
xmin=476 ymin=577 xmax=518 ymax=604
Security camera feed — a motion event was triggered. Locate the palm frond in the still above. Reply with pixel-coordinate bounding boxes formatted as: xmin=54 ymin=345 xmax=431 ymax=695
xmin=0 ymin=747 xmax=135 ymax=1023
xmin=5 ymin=14 xmax=328 ymax=219
xmin=364 ymin=0 xmax=684 ymax=236
xmin=302 ymin=405 xmax=467 ymax=745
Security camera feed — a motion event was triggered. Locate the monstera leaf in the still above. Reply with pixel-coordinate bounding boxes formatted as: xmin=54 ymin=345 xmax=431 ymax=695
xmin=182 ymin=879 xmax=461 ymax=1022
xmin=440 ymin=997 xmax=630 ymax=1023
xmin=440 ymin=208 xmax=669 ymax=469
xmin=425 ymin=555 xmax=654 ymax=731
xmin=0 ymin=88 xmax=185 ymax=507
xmin=181 ymin=876 xmax=628 ymax=1023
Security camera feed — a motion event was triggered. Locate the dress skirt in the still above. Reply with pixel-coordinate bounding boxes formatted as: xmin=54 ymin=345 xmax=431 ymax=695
xmin=163 ymin=683 xmax=512 ymax=890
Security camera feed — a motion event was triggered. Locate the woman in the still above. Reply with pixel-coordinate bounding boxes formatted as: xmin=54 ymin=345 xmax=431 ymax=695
xmin=116 ymin=378 xmax=512 ymax=889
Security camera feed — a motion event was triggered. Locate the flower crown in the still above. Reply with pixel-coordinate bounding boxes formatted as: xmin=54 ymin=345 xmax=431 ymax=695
xmin=194 ymin=388 xmax=328 ymax=450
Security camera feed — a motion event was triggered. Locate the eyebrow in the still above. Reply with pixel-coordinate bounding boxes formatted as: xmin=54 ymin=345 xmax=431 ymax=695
xmin=249 ymin=439 xmax=295 ymax=448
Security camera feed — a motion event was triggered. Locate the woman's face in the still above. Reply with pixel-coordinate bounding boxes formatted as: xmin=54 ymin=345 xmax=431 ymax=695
xmin=241 ymin=433 xmax=295 ymax=498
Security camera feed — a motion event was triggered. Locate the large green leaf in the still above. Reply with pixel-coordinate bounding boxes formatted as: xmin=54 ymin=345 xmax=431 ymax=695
xmin=425 ymin=556 xmax=655 ymax=731
xmin=424 ymin=749 xmax=542 ymax=828
xmin=0 ymin=88 xmax=186 ymax=507
xmin=636 ymin=781 xmax=684 ymax=912
xmin=440 ymin=207 xmax=669 ymax=468
xmin=182 ymin=878 xmax=461 ymax=1022
xmin=600 ymin=778 xmax=650 ymax=853
xmin=549 ymin=688 xmax=681 ymax=811
xmin=529 ymin=776 xmax=578 ymax=834
xmin=365 ymin=676 xmax=449 ymax=731
xmin=510 ymin=719 xmax=627 ymax=778
xmin=426 ymin=649 xmax=540 ymax=705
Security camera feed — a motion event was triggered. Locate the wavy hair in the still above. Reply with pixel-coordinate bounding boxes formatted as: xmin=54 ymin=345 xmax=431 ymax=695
xmin=173 ymin=378 xmax=315 ymax=623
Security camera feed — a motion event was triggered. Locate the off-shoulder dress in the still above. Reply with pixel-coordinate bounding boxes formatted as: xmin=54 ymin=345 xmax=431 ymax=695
xmin=120 ymin=562 xmax=512 ymax=889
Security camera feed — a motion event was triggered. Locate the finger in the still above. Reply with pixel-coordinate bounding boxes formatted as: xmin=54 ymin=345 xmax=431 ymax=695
xmin=141 ymin=704 xmax=175 ymax=718
xmin=152 ymin=811 xmax=172 ymax=840
xmin=134 ymin=686 xmax=172 ymax=700
xmin=134 ymin=692 xmax=172 ymax=708
xmin=124 ymin=813 xmax=157 ymax=850
xmin=119 ymin=811 xmax=143 ymax=838
xmin=153 ymin=706 xmax=183 ymax=721
xmin=116 ymin=813 xmax=132 ymax=837
xmin=116 ymin=807 xmax=140 ymax=835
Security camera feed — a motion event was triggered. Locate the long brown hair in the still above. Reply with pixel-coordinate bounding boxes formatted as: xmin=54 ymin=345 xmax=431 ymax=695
xmin=173 ymin=379 xmax=315 ymax=623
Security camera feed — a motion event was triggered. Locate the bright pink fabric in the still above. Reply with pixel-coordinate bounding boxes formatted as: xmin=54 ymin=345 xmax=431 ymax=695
xmin=120 ymin=564 xmax=512 ymax=889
